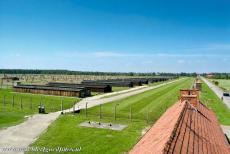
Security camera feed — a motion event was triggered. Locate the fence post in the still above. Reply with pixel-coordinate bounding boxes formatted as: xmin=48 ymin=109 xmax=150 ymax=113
xmin=60 ymin=98 xmax=63 ymax=113
xmin=99 ymin=104 xmax=102 ymax=119
xmin=2 ymin=95 xmax=6 ymax=111
xmin=73 ymin=101 xmax=75 ymax=113
xmin=85 ymin=102 xmax=88 ymax=118
xmin=3 ymin=95 xmax=6 ymax=106
xmin=146 ymin=110 xmax=149 ymax=124
xmin=20 ymin=97 xmax=23 ymax=110
xmin=40 ymin=96 xmax=42 ymax=106
xmin=130 ymin=105 xmax=132 ymax=122
xmin=30 ymin=96 xmax=32 ymax=110
xmin=0 ymin=79 xmax=3 ymax=88
xmin=49 ymin=99 xmax=52 ymax=112
xmin=12 ymin=95 xmax=14 ymax=108
xmin=114 ymin=104 xmax=118 ymax=121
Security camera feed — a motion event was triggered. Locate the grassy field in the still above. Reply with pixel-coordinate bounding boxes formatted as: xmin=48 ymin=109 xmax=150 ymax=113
xmin=210 ymin=79 xmax=230 ymax=92
xmin=112 ymin=87 xmax=129 ymax=92
xmin=0 ymin=88 xmax=80 ymax=128
xmin=27 ymin=78 xmax=193 ymax=154
xmin=91 ymin=87 xmax=130 ymax=96
xmin=200 ymin=81 xmax=230 ymax=125
xmin=102 ymin=80 xmax=174 ymax=99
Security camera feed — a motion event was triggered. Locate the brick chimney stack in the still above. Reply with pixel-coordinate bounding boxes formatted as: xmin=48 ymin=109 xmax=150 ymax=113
xmin=180 ymin=89 xmax=199 ymax=107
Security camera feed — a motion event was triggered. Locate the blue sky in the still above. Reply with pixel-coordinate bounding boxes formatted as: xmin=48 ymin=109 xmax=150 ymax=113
xmin=0 ymin=0 xmax=229 ymax=73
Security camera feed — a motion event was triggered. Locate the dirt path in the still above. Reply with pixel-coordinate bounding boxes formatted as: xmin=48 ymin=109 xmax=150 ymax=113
xmin=201 ymin=77 xmax=230 ymax=109
xmin=0 ymin=78 xmax=183 ymax=154
xmin=0 ymin=112 xmax=60 ymax=154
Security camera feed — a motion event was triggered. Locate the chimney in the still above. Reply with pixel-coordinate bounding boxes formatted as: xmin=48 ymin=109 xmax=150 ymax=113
xmin=195 ymin=81 xmax=202 ymax=91
xmin=180 ymin=89 xmax=199 ymax=107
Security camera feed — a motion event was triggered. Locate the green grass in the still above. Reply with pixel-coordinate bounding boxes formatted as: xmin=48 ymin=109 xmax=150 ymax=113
xmin=210 ymin=79 xmax=230 ymax=92
xmin=200 ymin=81 xmax=230 ymax=125
xmin=0 ymin=111 xmax=27 ymax=128
xmin=90 ymin=87 xmax=130 ymax=97
xmin=0 ymin=88 xmax=80 ymax=129
xmin=112 ymin=87 xmax=129 ymax=92
xmin=27 ymin=116 xmax=146 ymax=154
xmin=27 ymin=78 xmax=193 ymax=154
xmin=88 ymin=78 xmax=193 ymax=122
xmin=102 ymin=79 xmax=175 ymax=99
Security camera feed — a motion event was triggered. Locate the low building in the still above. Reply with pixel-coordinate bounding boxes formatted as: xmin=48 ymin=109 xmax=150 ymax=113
xmin=130 ymin=89 xmax=230 ymax=154
xmin=206 ymin=73 xmax=214 ymax=78
xmin=13 ymin=84 xmax=88 ymax=98
xmin=81 ymin=80 xmax=134 ymax=87
xmin=47 ymin=82 xmax=112 ymax=93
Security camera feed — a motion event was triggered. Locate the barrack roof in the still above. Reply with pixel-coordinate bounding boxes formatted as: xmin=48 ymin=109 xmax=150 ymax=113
xmin=129 ymin=100 xmax=230 ymax=154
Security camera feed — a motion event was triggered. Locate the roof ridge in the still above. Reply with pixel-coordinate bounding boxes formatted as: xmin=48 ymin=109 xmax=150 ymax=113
xmin=163 ymin=101 xmax=188 ymax=153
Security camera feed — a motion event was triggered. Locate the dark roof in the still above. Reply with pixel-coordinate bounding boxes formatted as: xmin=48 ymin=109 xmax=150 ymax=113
xmin=47 ymin=82 xmax=111 ymax=89
xmin=14 ymin=85 xmax=83 ymax=92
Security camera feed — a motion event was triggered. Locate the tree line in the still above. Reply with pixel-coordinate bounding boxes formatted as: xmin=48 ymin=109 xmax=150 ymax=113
xmin=0 ymin=69 xmax=197 ymax=77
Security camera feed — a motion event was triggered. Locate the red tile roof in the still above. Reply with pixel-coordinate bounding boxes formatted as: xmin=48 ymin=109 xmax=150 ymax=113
xmin=130 ymin=90 xmax=230 ymax=154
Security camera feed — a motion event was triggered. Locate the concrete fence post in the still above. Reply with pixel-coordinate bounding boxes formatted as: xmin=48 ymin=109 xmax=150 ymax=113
xmin=85 ymin=102 xmax=88 ymax=118
xmin=61 ymin=98 xmax=63 ymax=113
xmin=40 ymin=96 xmax=42 ymax=106
xmin=20 ymin=97 xmax=23 ymax=110
xmin=12 ymin=95 xmax=14 ymax=108
xmin=3 ymin=95 xmax=6 ymax=106
xmin=114 ymin=104 xmax=117 ymax=121
xmin=30 ymin=96 xmax=32 ymax=110
xmin=99 ymin=104 xmax=102 ymax=119
xmin=3 ymin=95 xmax=6 ymax=111
xmin=73 ymin=101 xmax=75 ymax=113
xmin=130 ymin=105 xmax=132 ymax=122
xmin=0 ymin=79 xmax=3 ymax=88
